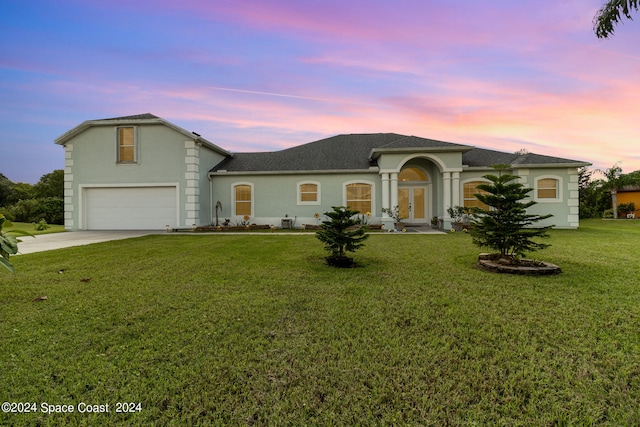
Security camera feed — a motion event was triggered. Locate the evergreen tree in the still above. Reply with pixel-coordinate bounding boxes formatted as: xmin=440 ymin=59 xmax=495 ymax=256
xmin=470 ymin=166 xmax=552 ymax=260
xmin=316 ymin=206 xmax=368 ymax=267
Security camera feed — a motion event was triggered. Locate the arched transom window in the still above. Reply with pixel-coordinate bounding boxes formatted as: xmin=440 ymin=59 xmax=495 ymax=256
xmin=399 ymin=167 xmax=428 ymax=182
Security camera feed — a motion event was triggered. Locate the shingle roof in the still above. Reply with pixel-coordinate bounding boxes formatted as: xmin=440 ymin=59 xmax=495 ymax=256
xmin=95 ymin=113 xmax=160 ymax=121
xmin=461 ymin=147 xmax=587 ymax=167
xmin=211 ymin=133 xmax=473 ymax=172
xmin=211 ymin=133 xmax=589 ymax=173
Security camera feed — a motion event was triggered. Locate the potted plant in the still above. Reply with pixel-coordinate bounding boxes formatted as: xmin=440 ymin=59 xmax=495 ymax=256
xmin=382 ymin=206 xmax=406 ymax=230
xmin=447 ymin=206 xmax=466 ymax=231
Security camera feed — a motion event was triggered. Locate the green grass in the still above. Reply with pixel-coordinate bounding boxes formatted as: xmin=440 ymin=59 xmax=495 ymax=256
xmin=4 ymin=222 xmax=66 ymax=235
xmin=1 ymin=219 xmax=640 ymax=425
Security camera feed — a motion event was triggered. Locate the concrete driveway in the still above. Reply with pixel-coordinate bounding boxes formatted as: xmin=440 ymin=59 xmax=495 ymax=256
xmin=16 ymin=231 xmax=157 ymax=255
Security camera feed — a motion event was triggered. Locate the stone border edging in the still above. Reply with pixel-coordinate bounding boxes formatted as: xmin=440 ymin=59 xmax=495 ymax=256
xmin=476 ymin=253 xmax=561 ymax=275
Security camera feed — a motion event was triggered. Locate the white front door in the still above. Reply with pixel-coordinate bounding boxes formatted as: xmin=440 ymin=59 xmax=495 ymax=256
xmin=398 ymin=186 xmax=429 ymax=224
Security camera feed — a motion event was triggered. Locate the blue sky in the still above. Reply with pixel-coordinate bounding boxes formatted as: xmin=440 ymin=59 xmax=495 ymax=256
xmin=1 ymin=0 xmax=639 ymax=183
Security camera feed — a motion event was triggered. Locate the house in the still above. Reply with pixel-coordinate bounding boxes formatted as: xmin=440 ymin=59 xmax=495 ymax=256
xmin=55 ymin=113 xmax=591 ymax=231
xmin=615 ymin=186 xmax=640 ymax=218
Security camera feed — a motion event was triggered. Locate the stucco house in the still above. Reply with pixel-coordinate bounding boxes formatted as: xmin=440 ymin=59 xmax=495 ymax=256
xmin=55 ymin=113 xmax=590 ymax=231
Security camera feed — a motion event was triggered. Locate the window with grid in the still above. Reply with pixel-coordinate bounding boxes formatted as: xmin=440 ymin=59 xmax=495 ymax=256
xmin=234 ymin=184 xmax=252 ymax=216
xmin=346 ymin=183 xmax=372 ymax=214
xmin=299 ymin=183 xmax=318 ymax=204
xmin=117 ymin=127 xmax=136 ymax=163
xmin=463 ymin=181 xmax=489 ymax=209
xmin=537 ymin=178 xmax=559 ymax=199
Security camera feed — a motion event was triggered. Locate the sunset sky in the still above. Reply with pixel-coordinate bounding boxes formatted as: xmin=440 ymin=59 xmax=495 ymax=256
xmin=1 ymin=0 xmax=639 ymax=183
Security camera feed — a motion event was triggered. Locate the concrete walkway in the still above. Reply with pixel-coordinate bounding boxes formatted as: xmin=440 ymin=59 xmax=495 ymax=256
xmin=16 ymin=231 xmax=156 ymax=255
xmin=15 ymin=226 xmax=445 ymax=255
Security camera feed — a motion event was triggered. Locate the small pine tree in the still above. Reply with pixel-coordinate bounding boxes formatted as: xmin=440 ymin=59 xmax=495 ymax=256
xmin=470 ymin=166 xmax=553 ymax=261
xmin=316 ymin=206 xmax=369 ymax=267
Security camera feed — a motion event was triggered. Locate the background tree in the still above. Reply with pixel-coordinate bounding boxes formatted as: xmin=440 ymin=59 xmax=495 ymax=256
xmin=316 ymin=206 xmax=369 ymax=267
xmin=597 ymin=163 xmax=640 ymax=218
xmin=33 ymin=169 xmax=64 ymax=199
xmin=579 ymin=167 xmax=598 ymax=218
xmin=470 ymin=166 xmax=552 ymax=261
xmin=0 ymin=174 xmax=12 ymax=207
xmin=6 ymin=182 xmax=34 ymax=205
xmin=594 ymin=0 xmax=639 ymax=38
xmin=0 ymin=171 xmax=64 ymax=224
xmin=579 ymin=167 xmax=611 ymax=218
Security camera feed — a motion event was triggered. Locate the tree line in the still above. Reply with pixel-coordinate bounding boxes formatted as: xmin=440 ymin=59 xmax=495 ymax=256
xmin=0 ymin=170 xmax=64 ymax=225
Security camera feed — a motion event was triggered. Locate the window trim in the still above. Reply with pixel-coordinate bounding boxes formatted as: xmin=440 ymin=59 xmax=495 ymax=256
xmin=534 ymin=176 xmax=562 ymax=202
xmin=343 ymin=180 xmax=375 ymax=215
xmin=232 ymin=182 xmax=254 ymax=217
xmin=297 ymin=181 xmax=321 ymax=205
xmin=116 ymin=126 xmax=138 ymax=164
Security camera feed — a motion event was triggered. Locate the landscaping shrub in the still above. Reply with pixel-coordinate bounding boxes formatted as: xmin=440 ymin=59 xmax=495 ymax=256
xmin=470 ymin=166 xmax=552 ymax=260
xmin=316 ymin=206 xmax=368 ymax=267
xmin=617 ymin=202 xmax=635 ymax=217
xmin=6 ymin=197 xmax=63 ymax=224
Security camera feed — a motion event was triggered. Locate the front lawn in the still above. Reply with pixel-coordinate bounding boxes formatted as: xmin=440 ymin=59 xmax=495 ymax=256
xmin=4 ymin=221 xmax=65 ymax=235
xmin=1 ymin=219 xmax=639 ymax=425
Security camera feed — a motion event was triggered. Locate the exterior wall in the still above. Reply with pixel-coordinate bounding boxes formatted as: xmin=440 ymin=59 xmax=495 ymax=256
xmin=210 ymin=172 xmax=382 ymax=227
xmin=182 ymin=141 xmax=228 ymax=227
xmin=62 ymin=123 xmax=226 ymax=230
xmin=210 ymin=163 xmax=583 ymax=229
xmin=458 ymin=166 xmax=582 ymax=229
xmin=518 ymin=167 xmax=581 ymax=229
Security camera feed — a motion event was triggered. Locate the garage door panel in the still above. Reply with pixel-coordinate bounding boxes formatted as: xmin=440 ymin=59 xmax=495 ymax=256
xmin=85 ymin=187 xmax=177 ymax=230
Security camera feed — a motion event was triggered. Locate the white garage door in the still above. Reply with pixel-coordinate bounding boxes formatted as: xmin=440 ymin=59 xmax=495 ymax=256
xmin=85 ymin=187 xmax=177 ymax=230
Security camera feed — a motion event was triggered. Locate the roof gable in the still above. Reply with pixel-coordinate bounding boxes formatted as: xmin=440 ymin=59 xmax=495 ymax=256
xmin=55 ymin=113 xmax=230 ymax=156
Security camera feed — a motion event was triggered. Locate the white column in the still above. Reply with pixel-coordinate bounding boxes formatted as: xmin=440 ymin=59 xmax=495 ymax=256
xmin=443 ymin=172 xmax=452 ymax=216
xmin=390 ymin=172 xmax=398 ymax=209
xmin=381 ymin=173 xmax=390 ymax=216
xmin=452 ymin=172 xmax=460 ymax=207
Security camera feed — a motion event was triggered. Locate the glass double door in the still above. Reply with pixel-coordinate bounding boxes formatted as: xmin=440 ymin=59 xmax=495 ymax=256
xmin=398 ymin=186 xmax=428 ymax=224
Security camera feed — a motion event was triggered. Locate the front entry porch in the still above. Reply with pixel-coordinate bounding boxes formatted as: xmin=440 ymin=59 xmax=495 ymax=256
xmin=380 ymin=160 xmax=462 ymax=231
